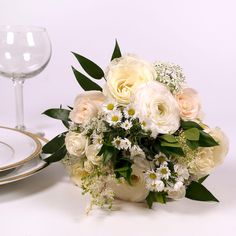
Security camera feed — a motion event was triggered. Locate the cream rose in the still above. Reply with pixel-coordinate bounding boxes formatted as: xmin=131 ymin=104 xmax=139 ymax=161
xmin=133 ymin=81 xmax=180 ymax=134
xmin=68 ymin=162 xmax=88 ymax=187
xmin=85 ymin=144 xmax=103 ymax=165
xmin=175 ymin=88 xmax=202 ymax=121
xmin=69 ymin=91 xmax=105 ymax=124
xmin=105 ymin=55 xmax=156 ymax=104
xmin=109 ymin=164 xmax=149 ymax=202
xmin=210 ymin=127 xmax=229 ymax=166
xmin=65 ymin=131 xmax=88 ymax=157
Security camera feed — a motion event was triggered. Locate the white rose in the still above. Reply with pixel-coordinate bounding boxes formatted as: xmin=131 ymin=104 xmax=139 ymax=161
xmin=210 ymin=127 xmax=229 ymax=166
xmin=109 ymin=164 xmax=149 ymax=202
xmin=168 ymin=185 xmax=186 ymax=200
xmin=133 ymin=81 xmax=180 ymax=134
xmin=175 ymin=88 xmax=202 ymax=121
xmin=69 ymin=91 xmax=105 ymax=124
xmin=83 ymin=160 xmax=95 ymax=173
xmin=105 ymin=55 xmax=156 ymax=104
xmin=65 ymin=132 xmax=88 ymax=157
xmin=68 ymin=162 xmax=88 ymax=187
xmin=85 ymin=144 xmax=103 ymax=165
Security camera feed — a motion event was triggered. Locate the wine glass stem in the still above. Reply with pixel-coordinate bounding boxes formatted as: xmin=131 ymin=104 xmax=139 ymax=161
xmin=12 ymin=78 xmax=25 ymax=131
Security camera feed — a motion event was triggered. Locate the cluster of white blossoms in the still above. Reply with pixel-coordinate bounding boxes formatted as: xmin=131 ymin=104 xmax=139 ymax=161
xmin=62 ymin=54 xmax=228 ymax=209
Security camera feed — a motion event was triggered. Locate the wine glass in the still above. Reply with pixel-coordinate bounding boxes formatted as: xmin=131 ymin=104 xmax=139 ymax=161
xmin=0 ymin=25 xmax=52 ymax=133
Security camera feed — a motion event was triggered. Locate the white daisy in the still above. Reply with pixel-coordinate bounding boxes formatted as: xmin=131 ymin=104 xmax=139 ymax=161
xmin=174 ymin=164 xmax=189 ymax=181
xmin=92 ymin=133 xmax=103 ymax=145
xmin=144 ymin=170 xmax=159 ymax=183
xmin=146 ymin=180 xmax=165 ymax=192
xmin=123 ymin=105 xmax=137 ymax=119
xmin=102 ymin=100 xmax=118 ymax=113
xmin=121 ymin=120 xmax=133 ymax=130
xmin=157 ymin=165 xmax=171 ymax=180
xmin=120 ymin=138 xmax=132 ymax=150
xmin=106 ymin=110 xmax=122 ymax=126
xmin=112 ymin=137 xmax=122 ymax=150
xmin=154 ymin=153 xmax=168 ymax=166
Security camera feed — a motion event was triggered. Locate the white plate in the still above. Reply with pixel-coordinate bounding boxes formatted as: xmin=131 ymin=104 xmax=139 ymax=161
xmin=0 ymin=137 xmax=49 ymax=185
xmin=0 ymin=126 xmax=42 ymax=171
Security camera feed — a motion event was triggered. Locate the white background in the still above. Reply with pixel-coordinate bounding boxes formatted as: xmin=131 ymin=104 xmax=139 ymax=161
xmin=0 ymin=0 xmax=236 ymax=235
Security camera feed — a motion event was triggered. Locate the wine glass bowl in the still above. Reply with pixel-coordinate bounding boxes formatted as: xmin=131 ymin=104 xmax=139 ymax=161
xmin=0 ymin=25 xmax=52 ymax=132
xmin=0 ymin=25 xmax=51 ymax=79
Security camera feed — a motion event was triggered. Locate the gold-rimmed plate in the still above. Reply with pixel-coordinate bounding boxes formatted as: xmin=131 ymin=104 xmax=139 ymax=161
xmin=0 ymin=136 xmax=49 ymax=185
xmin=0 ymin=126 xmax=42 ymax=171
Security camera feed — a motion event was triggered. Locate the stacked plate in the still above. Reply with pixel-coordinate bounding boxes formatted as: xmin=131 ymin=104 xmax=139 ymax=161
xmin=0 ymin=126 xmax=49 ymax=185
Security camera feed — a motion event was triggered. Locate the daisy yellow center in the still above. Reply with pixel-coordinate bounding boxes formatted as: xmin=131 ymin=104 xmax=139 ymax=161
xmin=107 ymin=103 xmax=114 ymax=110
xmin=161 ymin=168 xmax=168 ymax=175
xmin=158 ymin=156 xmax=166 ymax=163
xmin=142 ymin=121 xmax=146 ymax=127
xmin=128 ymin=108 xmax=135 ymax=116
xmin=115 ymin=140 xmax=121 ymax=145
xmin=149 ymin=173 xmax=157 ymax=180
xmin=112 ymin=115 xmax=119 ymax=122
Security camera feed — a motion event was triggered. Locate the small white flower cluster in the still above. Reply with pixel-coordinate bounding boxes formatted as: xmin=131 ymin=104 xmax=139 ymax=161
xmin=154 ymin=61 xmax=186 ymax=93
xmin=144 ymin=153 xmax=190 ymax=199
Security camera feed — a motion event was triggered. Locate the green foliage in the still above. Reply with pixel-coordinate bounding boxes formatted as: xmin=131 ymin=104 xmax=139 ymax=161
xmin=111 ymin=39 xmax=122 ymax=61
xmin=146 ymin=191 xmax=167 ymax=208
xmin=42 ymin=108 xmax=71 ymax=122
xmin=185 ymin=181 xmax=219 ymax=202
xmin=198 ymin=174 xmax=209 ymax=184
xmin=198 ymin=130 xmax=218 ymax=147
xmin=181 ymin=120 xmax=203 ymax=130
xmin=184 ymin=128 xmax=200 ymax=141
xmin=41 ymin=132 xmax=68 ymax=163
xmin=160 ymin=134 xmax=177 ymax=143
xmin=72 ymin=52 xmax=104 ymax=79
xmin=72 ymin=66 xmax=102 ymax=91
xmin=115 ymin=162 xmax=132 ymax=184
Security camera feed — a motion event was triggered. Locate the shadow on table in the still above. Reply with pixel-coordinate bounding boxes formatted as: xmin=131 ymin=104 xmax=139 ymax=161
xmin=0 ymin=163 xmax=65 ymax=203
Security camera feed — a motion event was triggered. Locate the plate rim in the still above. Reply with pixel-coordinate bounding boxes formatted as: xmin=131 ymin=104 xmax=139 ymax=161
xmin=0 ymin=135 xmax=49 ymax=184
xmin=0 ymin=126 xmax=42 ymax=171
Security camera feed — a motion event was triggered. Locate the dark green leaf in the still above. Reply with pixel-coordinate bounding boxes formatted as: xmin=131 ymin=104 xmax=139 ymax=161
xmin=186 ymin=140 xmax=199 ymax=150
xmin=42 ymin=108 xmax=70 ymax=121
xmin=72 ymin=66 xmax=102 ymax=91
xmin=111 ymin=39 xmax=122 ymax=61
xmin=161 ymin=141 xmax=181 ymax=148
xmin=159 ymin=134 xmax=177 ymax=143
xmin=72 ymin=52 xmax=104 ymax=79
xmin=62 ymin=120 xmax=70 ymax=129
xmin=185 ymin=181 xmax=219 ymax=202
xmin=198 ymin=174 xmax=209 ymax=184
xmin=184 ymin=128 xmax=200 ymax=141
xmin=146 ymin=192 xmax=167 ymax=209
xmin=42 ymin=132 xmax=67 ymax=154
xmin=160 ymin=146 xmax=185 ymax=157
xmin=42 ymin=145 xmax=67 ymax=164
xmin=181 ymin=120 xmax=203 ymax=130
xmin=198 ymin=130 xmax=218 ymax=147
xmin=99 ymin=145 xmax=118 ymax=164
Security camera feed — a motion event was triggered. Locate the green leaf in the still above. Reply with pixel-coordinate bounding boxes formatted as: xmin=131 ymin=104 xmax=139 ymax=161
xmin=146 ymin=192 xmax=167 ymax=209
xmin=198 ymin=174 xmax=209 ymax=184
xmin=72 ymin=52 xmax=104 ymax=79
xmin=160 ymin=146 xmax=185 ymax=157
xmin=111 ymin=39 xmax=122 ymax=61
xmin=42 ymin=145 xmax=67 ymax=164
xmin=184 ymin=128 xmax=200 ymax=141
xmin=160 ymin=134 xmax=177 ymax=143
xmin=72 ymin=66 xmax=102 ymax=91
xmin=42 ymin=108 xmax=70 ymax=121
xmin=62 ymin=120 xmax=70 ymax=129
xmin=181 ymin=120 xmax=203 ymax=130
xmin=42 ymin=132 xmax=67 ymax=154
xmin=198 ymin=130 xmax=218 ymax=147
xmin=186 ymin=140 xmax=199 ymax=150
xmin=185 ymin=181 xmax=219 ymax=202
xmin=99 ymin=145 xmax=118 ymax=164
xmin=161 ymin=141 xmax=181 ymax=148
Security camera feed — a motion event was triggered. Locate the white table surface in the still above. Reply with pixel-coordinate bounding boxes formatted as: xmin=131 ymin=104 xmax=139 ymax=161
xmin=0 ymin=119 xmax=235 ymax=236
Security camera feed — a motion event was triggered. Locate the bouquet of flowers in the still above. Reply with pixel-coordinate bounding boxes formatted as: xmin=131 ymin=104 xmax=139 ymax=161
xmin=42 ymin=41 xmax=229 ymax=210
